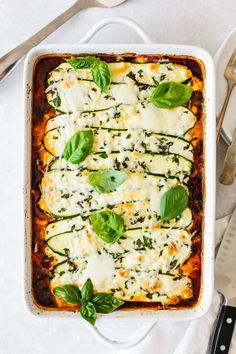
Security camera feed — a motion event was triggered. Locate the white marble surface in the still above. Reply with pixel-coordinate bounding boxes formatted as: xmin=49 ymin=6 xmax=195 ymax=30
xmin=0 ymin=0 xmax=236 ymax=353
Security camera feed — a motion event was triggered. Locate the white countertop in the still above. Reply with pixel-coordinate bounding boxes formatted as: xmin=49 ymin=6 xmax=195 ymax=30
xmin=0 ymin=0 xmax=236 ymax=353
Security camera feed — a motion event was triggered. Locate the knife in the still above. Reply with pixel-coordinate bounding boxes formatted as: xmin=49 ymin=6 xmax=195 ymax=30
xmin=211 ymin=208 xmax=236 ymax=353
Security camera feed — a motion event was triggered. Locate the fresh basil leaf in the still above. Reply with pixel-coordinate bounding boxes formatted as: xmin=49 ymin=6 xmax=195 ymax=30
xmin=150 ymin=81 xmax=193 ymax=108
xmin=53 ymin=284 xmax=81 ymax=304
xmin=160 ymin=185 xmax=189 ymax=221
xmin=90 ymin=211 xmax=124 ymax=243
xmin=91 ymin=293 xmax=124 ymax=314
xmin=81 ymin=279 xmax=93 ymax=301
xmin=91 ymin=60 xmax=111 ymax=93
xmin=66 ymin=56 xmax=97 ymax=69
xmin=80 ymin=301 xmax=97 ymax=325
xmin=66 ymin=56 xmax=111 ymax=92
xmin=63 ymin=130 xmax=93 ymax=164
xmin=88 ymin=170 xmax=127 ymax=193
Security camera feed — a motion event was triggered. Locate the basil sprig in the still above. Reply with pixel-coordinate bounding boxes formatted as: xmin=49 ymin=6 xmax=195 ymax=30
xmin=88 ymin=170 xmax=127 ymax=193
xmin=150 ymin=81 xmax=193 ymax=108
xmin=160 ymin=185 xmax=189 ymax=221
xmin=66 ymin=56 xmax=111 ymax=92
xmin=63 ymin=130 xmax=93 ymax=164
xmin=53 ymin=279 xmax=124 ymax=325
xmin=90 ymin=211 xmax=125 ymax=243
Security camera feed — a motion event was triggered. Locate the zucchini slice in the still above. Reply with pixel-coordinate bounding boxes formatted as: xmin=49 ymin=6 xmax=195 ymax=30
xmin=53 ymin=261 xmax=69 ymax=274
xmin=47 ymin=227 xmax=192 ymax=273
xmin=39 ymin=171 xmax=189 ymax=218
xmin=46 ymin=79 xmax=141 ymax=113
xmin=43 ymin=126 xmax=193 ymax=161
xmin=52 ymin=258 xmax=88 ymax=276
xmin=110 ymin=273 xmax=193 ymax=302
xmin=45 ymin=206 xmax=192 ymax=240
xmin=109 ymin=61 xmax=192 ymax=85
xmin=47 ymin=230 xmax=94 ymax=257
xmin=47 ymin=62 xmax=191 ymax=88
xmin=45 ymin=215 xmax=85 ymax=240
xmin=51 ymin=268 xmax=192 ymax=303
xmin=47 ymin=152 xmax=192 ymax=178
xmin=45 ymin=104 xmax=196 ymax=137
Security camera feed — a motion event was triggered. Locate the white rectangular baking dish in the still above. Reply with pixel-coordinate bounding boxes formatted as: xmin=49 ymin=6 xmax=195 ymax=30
xmin=23 ymin=17 xmax=216 ymax=348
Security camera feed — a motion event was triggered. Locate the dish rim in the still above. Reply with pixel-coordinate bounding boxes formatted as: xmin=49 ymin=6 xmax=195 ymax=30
xmin=23 ymin=43 xmax=215 ymax=321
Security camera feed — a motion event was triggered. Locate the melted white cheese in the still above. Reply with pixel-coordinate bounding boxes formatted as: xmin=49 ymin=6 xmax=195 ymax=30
xmin=47 ymin=62 xmax=191 ymax=87
xmin=48 ymin=225 xmax=193 ymax=301
xmin=40 ymin=170 xmax=190 ymax=218
xmin=45 ymin=106 xmax=196 ymax=139
xmin=44 ymin=122 xmax=193 ymax=160
xmin=43 ymin=58 xmax=196 ymax=304
xmin=45 ymin=205 xmax=192 ymax=241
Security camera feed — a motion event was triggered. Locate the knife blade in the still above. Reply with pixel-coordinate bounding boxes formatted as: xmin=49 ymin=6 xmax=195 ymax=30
xmin=211 ymin=208 xmax=236 ymax=354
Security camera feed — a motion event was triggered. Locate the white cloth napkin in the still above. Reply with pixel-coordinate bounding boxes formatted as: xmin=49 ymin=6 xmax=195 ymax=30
xmin=117 ymin=215 xmax=235 ymax=354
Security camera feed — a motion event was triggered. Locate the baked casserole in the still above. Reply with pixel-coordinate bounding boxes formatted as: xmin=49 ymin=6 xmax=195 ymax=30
xmin=31 ymin=53 xmax=205 ymax=322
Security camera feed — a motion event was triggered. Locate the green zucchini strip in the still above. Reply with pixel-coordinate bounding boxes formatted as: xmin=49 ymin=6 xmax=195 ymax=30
xmin=45 ymin=104 xmax=196 ymax=137
xmin=43 ymin=126 xmax=193 ymax=161
xmin=45 ymin=205 xmax=192 ymax=241
xmin=110 ymin=272 xmax=193 ymax=302
xmin=47 ymin=62 xmax=191 ymax=87
xmin=46 ymin=227 xmax=192 ymax=273
xmin=47 ymin=152 xmax=192 ymax=177
xmin=39 ymin=171 xmax=190 ymax=218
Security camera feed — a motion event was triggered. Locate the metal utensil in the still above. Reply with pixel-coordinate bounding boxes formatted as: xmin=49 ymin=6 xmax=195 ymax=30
xmin=216 ymin=48 xmax=236 ymax=143
xmin=219 ymin=128 xmax=236 ymax=185
xmin=0 ymin=0 xmax=126 ymax=83
xmin=210 ymin=207 xmax=236 ymax=353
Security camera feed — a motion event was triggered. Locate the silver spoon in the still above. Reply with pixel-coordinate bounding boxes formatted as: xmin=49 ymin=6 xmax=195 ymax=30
xmin=0 ymin=0 xmax=126 ymax=83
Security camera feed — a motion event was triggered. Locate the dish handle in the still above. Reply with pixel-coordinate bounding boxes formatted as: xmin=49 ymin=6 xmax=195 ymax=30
xmin=85 ymin=320 xmax=156 ymax=349
xmin=79 ymin=16 xmax=154 ymax=44
xmin=79 ymin=16 xmax=155 ymax=348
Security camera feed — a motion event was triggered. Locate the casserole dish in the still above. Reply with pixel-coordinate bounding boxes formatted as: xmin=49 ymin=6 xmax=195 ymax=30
xmin=24 ymin=17 xmax=216 ymax=348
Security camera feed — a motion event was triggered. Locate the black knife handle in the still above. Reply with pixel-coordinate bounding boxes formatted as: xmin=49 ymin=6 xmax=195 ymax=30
xmin=210 ymin=305 xmax=236 ymax=354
